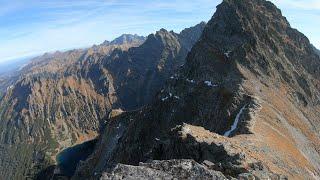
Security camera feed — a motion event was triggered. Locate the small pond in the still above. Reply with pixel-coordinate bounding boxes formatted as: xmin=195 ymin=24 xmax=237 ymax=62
xmin=56 ymin=139 xmax=98 ymax=177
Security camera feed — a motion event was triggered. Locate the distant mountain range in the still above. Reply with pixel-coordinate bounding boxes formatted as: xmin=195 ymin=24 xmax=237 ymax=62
xmin=0 ymin=22 xmax=205 ymax=179
xmin=0 ymin=56 xmax=32 ymax=74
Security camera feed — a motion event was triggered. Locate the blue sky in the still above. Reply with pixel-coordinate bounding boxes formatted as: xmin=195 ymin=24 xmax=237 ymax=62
xmin=0 ymin=0 xmax=319 ymax=63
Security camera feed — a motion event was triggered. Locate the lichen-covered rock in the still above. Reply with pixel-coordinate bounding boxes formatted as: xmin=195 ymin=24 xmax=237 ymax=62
xmin=100 ymin=159 xmax=226 ymax=180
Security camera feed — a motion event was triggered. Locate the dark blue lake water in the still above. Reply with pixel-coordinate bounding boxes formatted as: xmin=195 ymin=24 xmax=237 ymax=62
xmin=56 ymin=139 xmax=97 ymax=177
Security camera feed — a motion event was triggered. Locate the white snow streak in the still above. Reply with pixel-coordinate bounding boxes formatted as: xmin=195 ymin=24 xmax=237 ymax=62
xmin=161 ymin=97 xmax=169 ymax=101
xmin=224 ymin=105 xmax=247 ymax=137
xmin=204 ymin=81 xmax=218 ymax=87
xmin=224 ymin=50 xmax=232 ymax=58
xmin=186 ymin=79 xmax=195 ymax=83
xmin=161 ymin=93 xmax=179 ymax=101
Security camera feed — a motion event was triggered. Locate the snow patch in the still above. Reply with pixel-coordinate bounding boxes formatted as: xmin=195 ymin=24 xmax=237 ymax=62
xmin=183 ymin=126 xmax=192 ymax=134
xmin=204 ymin=81 xmax=218 ymax=87
xmin=224 ymin=105 xmax=247 ymax=137
xmin=162 ymin=93 xmax=179 ymax=101
xmin=116 ymin=123 xmax=121 ymax=129
xmin=186 ymin=79 xmax=195 ymax=83
xmin=7 ymin=85 xmax=14 ymax=91
xmin=224 ymin=50 xmax=232 ymax=58
xmin=161 ymin=97 xmax=169 ymax=101
xmin=161 ymin=93 xmax=171 ymax=101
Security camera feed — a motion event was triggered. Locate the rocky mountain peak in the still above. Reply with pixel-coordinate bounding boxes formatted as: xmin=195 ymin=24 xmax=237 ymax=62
xmin=110 ymin=34 xmax=146 ymax=45
xmin=200 ymin=0 xmax=289 ymax=58
xmin=143 ymin=28 xmax=176 ymax=46
xmin=178 ymin=22 xmax=206 ymax=51
xmin=101 ymin=34 xmax=145 ymax=46
xmin=186 ymin=0 xmax=320 ymax=89
xmin=101 ymin=40 xmax=110 ymax=46
xmin=141 ymin=23 xmax=206 ymax=56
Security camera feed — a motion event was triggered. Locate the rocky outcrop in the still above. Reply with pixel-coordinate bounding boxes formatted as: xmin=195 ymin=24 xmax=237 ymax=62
xmin=100 ymin=159 xmax=227 ymax=180
xmin=74 ymin=0 xmax=320 ymax=179
xmin=102 ymin=34 xmax=146 ymax=46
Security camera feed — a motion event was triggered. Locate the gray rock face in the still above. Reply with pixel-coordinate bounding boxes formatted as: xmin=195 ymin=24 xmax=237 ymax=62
xmin=100 ymin=159 xmax=226 ymax=180
xmin=110 ymin=34 xmax=146 ymax=46
xmin=102 ymin=34 xmax=146 ymax=46
xmin=104 ymin=23 xmax=206 ymax=110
